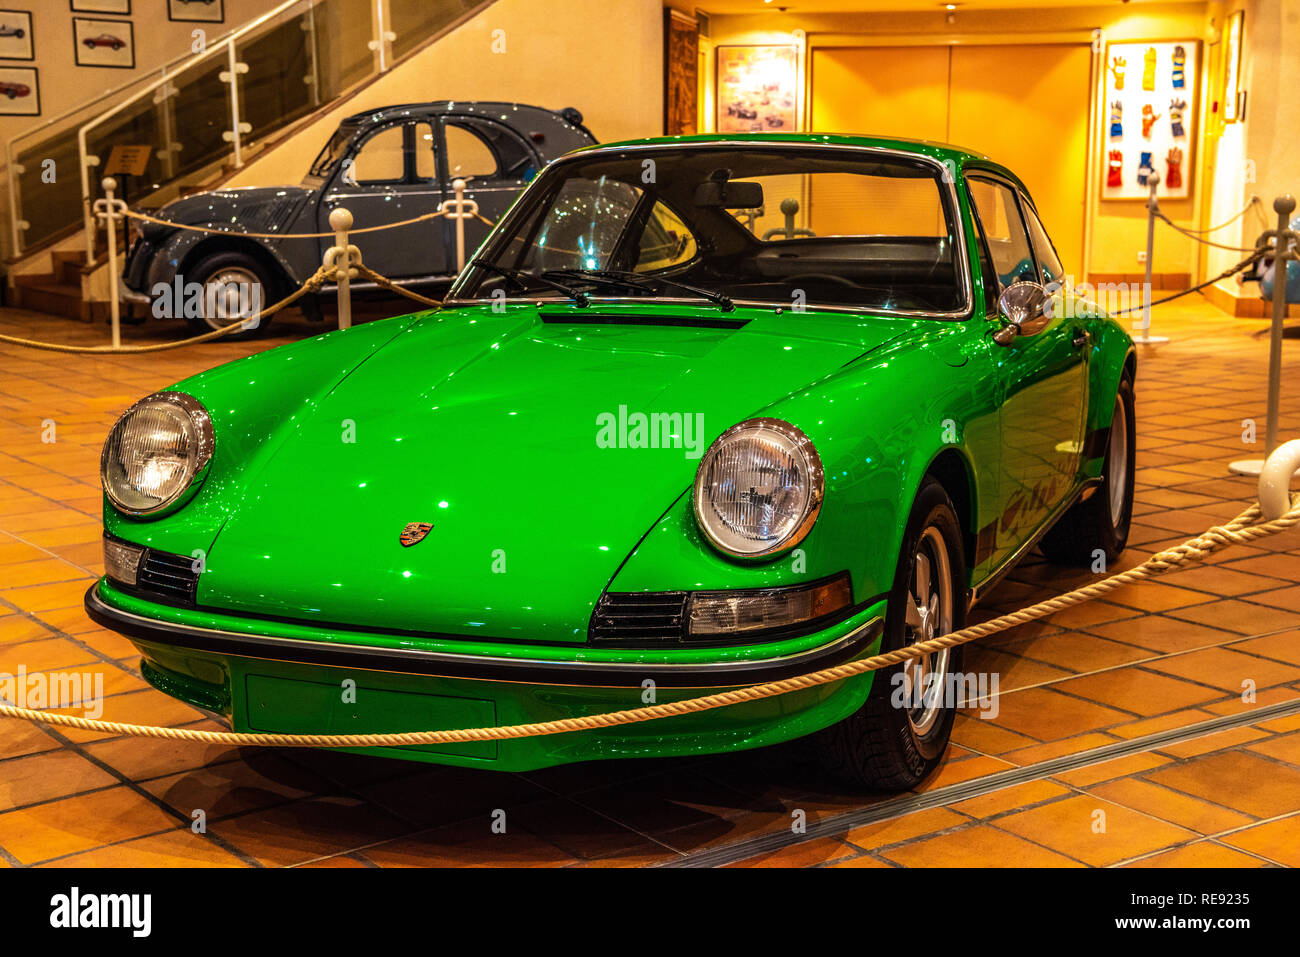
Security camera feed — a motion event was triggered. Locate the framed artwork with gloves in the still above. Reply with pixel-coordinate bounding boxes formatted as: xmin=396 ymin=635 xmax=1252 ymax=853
xmin=1101 ymin=40 xmax=1198 ymax=200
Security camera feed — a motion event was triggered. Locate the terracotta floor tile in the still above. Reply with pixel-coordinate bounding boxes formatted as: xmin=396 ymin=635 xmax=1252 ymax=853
xmin=1053 ymin=751 xmax=1171 ymax=787
xmin=844 ymin=807 xmax=967 ymax=849
xmin=0 ymin=786 xmax=180 ymax=865
xmin=1145 ymin=646 xmax=1300 ymax=693
xmin=1090 ymin=777 xmax=1255 ymax=834
xmin=880 ymin=824 xmax=1083 ymax=867
xmin=979 ymin=688 xmax=1130 ymax=742
xmin=994 ymin=795 xmax=1196 ymax=866
xmin=1246 ymin=731 xmax=1300 ymax=768
xmin=1145 ymin=751 xmax=1300 ymax=818
xmin=1155 ymin=725 xmax=1270 ymax=759
xmin=503 ymin=797 xmax=672 ymax=861
xmin=1164 ymin=600 xmax=1300 ymax=636
xmin=37 ymin=829 xmax=247 ymax=868
xmin=206 ymin=796 xmax=410 ymax=867
xmin=1002 ymin=732 xmax=1119 ymax=766
xmin=0 ymin=749 xmax=119 ymax=810
xmin=994 ymin=632 xmax=1153 ymax=673
xmin=1086 ymin=616 xmax=1236 ymax=654
xmin=1219 ymin=814 xmax=1300 ymax=867
xmin=143 ymin=754 xmax=339 ymax=821
xmin=949 ymin=713 xmax=1040 ymax=755
xmin=81 ymin=736 xmax=242 ymax=783
xmin=358 ymin=819 xmax=577 ymax=868
xmin=1122 ymin=841 xmax=1267 ymax=867
xmin=1107 ymin=708 xmax=1216 ymax=740
xmin=910 ymin=754 xmax=1015 ymax=793
xmin=949 ymin=779 xmax=1071 ymax=819
xmin=828 ymin=853 xmax=894 ymax=867
xmin=1052 ymin=667 xmax=1222 ymax=717
xmin=1227 ymin=630 xmax=1300 ymax=667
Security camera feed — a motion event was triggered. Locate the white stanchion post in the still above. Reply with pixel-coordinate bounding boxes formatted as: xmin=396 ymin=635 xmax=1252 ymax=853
xmin=1258 ymin=438 xmax=1300 ymax=520
xmin=453 ymin=178 xmax=467 ymax=272
xmin=1133 ymin=172 xmax=1169 ymax=345
xmin=1230 ymin=194 xmax=1298 ymax=478
xmin=329 ymin=206 xmax=354 ymax=330
xmin=92 ymin=176 xmax=127 ymax=350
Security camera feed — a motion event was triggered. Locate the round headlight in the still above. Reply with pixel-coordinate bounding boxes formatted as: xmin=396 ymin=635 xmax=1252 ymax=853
xmin=101 ymin=392 xmax=214 ymax=516
xmin=693 ymin=418 xmax=824 ymax=558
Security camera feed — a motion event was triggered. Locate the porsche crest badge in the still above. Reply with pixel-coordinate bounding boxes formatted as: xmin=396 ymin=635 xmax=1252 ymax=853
xmin=399 ymin=522 xmax=434 ymax=547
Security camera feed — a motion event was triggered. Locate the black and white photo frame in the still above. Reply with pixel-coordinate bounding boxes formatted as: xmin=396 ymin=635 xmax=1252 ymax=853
xmin=0 ymin=65 xmax=38 ymax=115
xmin=168 ymin=0 xmax=224 ymax=24
xmin=73 ymin=17 xmax=135 ymax=69
xmin=0 ymin=9 xmax=33 ymax=61
xmin=70 ymin=0 xmax=131 ymax=14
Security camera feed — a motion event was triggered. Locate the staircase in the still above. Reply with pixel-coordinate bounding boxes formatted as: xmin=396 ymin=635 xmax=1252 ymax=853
xmin=4 ymin=0 xmax=494 ymax=319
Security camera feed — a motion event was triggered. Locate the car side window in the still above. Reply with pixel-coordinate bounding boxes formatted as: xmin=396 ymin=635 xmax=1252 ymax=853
xmin=1021 ymin=199 xmax=1066 ymax=286
xmin=636 ymin=202 xmax=699 ymax=273
xmin=347 ymin=124 xmax=408 ymax=186
xmin=413 ymin=122 xmax=437 ymax=182
xmin=966 ymin=177 xmax=1038 ymax=291
xmin=443 ymin=118 xmax=536 ymax=182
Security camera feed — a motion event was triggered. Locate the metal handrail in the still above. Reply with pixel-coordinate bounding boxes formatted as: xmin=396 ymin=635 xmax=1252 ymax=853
xmin=75 ymin=0 xmax=327 ymax=264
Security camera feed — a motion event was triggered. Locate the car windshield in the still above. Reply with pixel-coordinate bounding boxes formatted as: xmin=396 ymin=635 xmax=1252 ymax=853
xmin=455 ymin=145 xmax=966 ymax=314
xmin=307 ymin=123 xmax=359 ymax=178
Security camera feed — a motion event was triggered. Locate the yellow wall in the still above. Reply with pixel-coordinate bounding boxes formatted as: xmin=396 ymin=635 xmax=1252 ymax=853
xmin=228 ymin=0 xmax=664 ymax=188
xmin=707 ymin=3 xmax=1216 ymax=281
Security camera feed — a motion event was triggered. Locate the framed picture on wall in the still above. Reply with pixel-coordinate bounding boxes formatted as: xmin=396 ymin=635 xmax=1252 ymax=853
xmin=0 ymin=65 xmax=38 ymax=116
xmin=716 ymin=45 xmax=798 ymax=133
xmin=70 ymin=0 xmax=130 ymax=13
xmin=1100 ymin=40 xmax=1198 ymax=201
xmin=0 ymin=9 xmax=34 ymax=61
xmin=168 ymin=0 xmax=224 ymax=24
xmin=72 ymin=17 xmax=134 ymax=69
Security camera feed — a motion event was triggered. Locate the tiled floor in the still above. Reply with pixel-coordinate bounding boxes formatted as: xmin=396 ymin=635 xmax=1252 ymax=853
xmin=0 ymin=296 xmax=1298 ymax=867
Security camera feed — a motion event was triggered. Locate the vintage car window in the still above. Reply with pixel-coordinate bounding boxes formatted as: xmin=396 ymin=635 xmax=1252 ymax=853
xmin=637 ymin=202 xmax=698 ymax=272
xmin=444 ymin=118 xmax=536 ymax=181
xmin=414 ymin=122 xmax=437 ymax=182
xmin=1021 ymin=200 xmax=1066 ymax=285
xmin=514 ymin=178 xmax=644 ymax=273
xmin=461 ymin=147 xmax=966 ymax=314
xmin=348 ymin=125 xmax=408 ymax=185
xmin=967 ymin=177 xmax=1038 ymax=290
xmin=309 ymin=124 xmax=357 ymax=177
xmin=444 ymin=122 xmax=499 ymax=181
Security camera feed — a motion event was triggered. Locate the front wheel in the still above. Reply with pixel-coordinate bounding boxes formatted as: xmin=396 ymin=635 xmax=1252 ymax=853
xmin=183 ymin=252 xmax=275 ymax=339
xmin=817 ymin=478 xmax=967 ymax=790
xmin=1040 ymin=376 xmax=1136 ymax=566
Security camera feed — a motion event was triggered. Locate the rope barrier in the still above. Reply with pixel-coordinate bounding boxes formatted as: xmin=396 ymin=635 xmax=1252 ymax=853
xmin=1155 ymin=210 xmax=1261 ymax=252
xmin=1171 ymin=196 xmax=1266 ymax=235
xmin=1112 ymin=246 xmax=1268 ymax=315
xmin=0 ymin=264 xmax=336 ymax=354
xmin=1 ymin=493 xmax=1297 ymax=748
xmin=123 ymin=205 xmax=495 ymax=240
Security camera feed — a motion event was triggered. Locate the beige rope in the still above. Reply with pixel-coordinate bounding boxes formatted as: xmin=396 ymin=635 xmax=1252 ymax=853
xmin=352 ymin=263 xmax=444 ymax=307
xmin=123 ymin=207 xmax=496 ymax=240
xmin=0 ymin=264 xmax=335 ymax=354
xmin=3 ymin=495 xmax=1297 ymax=747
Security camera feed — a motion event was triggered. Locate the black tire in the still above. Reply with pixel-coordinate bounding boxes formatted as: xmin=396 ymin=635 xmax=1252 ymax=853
xmin=1040 ymin=376 xmax=1136 ymax=567
xmin=183 ymin=251 xmax=276 ymax=340
xmin=816 ymin=478 xmax=967 ymax=791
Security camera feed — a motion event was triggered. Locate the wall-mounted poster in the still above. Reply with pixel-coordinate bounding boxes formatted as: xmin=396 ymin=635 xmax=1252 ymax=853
xmin=168 ymin=0 xmax=224 ymax=24
xmin=70 ymin=0 xmax=130 ymax=13
xmin=716 ymin=45 xmax=797 ymax=134
xmin=1101 ymin=40 xmax=1198 ymax=201
xmin=0 ymin=64 xmax=38 ymax=115
xmin=73 ymin=17 xmax=134 ymax=69
xmin=0 ymin=9 xmax=33 ymax=61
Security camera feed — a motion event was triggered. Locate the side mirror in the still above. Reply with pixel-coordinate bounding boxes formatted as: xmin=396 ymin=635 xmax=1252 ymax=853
xmin=993 ymin=281 xmax=1050 ymax=345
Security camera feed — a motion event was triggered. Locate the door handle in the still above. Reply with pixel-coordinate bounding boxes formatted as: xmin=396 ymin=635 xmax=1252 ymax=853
xmin=1072 ymin=329 xmax=1091 ymax=349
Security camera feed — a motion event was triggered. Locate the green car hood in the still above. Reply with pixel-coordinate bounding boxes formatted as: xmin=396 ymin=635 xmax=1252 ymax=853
xmin=197 ymin=304 xmax=906 ymax=643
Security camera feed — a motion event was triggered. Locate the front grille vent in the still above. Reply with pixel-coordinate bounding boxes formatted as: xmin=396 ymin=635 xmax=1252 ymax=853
xmin=590 ymin=591 xmax=689 ymax=644
xmin=136 ymin=548 xmax=200 ymax=604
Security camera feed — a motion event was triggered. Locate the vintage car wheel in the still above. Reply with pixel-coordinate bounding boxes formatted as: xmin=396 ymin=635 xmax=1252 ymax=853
xmin=817 ymin=478 xmax=966 ymax=790
xmin=186 ymin=252 xmax=275 ymax=339
xmin=1040 ymin=376 xmax=1136 ymax=567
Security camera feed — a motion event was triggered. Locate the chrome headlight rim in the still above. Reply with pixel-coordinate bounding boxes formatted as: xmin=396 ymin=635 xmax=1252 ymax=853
xmin=101 ymin=391 xmax=215 ymax=518
xmin=692 ymin=416 xmax=825 ymax=560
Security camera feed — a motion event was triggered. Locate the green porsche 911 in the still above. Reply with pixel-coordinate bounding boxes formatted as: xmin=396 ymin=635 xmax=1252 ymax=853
xmin=89 ymin=134 xmax=1135 ymax=790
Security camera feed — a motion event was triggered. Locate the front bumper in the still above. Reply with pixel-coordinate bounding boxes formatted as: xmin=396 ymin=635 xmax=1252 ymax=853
xmin=87 ymin=580 xmax=886 ymax=771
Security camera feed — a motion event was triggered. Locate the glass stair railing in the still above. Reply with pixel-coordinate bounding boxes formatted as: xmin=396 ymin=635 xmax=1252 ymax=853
xmin=5 ymin=0 xmax=490 ymax=263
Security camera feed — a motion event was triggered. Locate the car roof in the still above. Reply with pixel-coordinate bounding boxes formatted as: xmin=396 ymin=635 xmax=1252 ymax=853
xmin=571 ymin=132 xmax=1032 ymax=197
xmin=340 ymin=101 xmax=569 ymax=125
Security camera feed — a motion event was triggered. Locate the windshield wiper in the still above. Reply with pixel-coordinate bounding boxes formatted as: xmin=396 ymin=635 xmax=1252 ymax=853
xmin=543 ymin=268 xmax=734 ymax=312
xmin=470 ymin=259 xmax=589 ymax=307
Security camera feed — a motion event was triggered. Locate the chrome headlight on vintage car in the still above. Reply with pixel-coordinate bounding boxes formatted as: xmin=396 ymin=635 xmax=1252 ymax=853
xmin=693 ymin=418 xmax=824 ymax=558
xmin=101 ymin=392 xmax=215 ymax=516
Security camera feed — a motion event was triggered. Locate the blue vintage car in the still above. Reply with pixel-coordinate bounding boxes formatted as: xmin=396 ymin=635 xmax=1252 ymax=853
xmin=122 ymin=101 xmax=596 ymax=334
